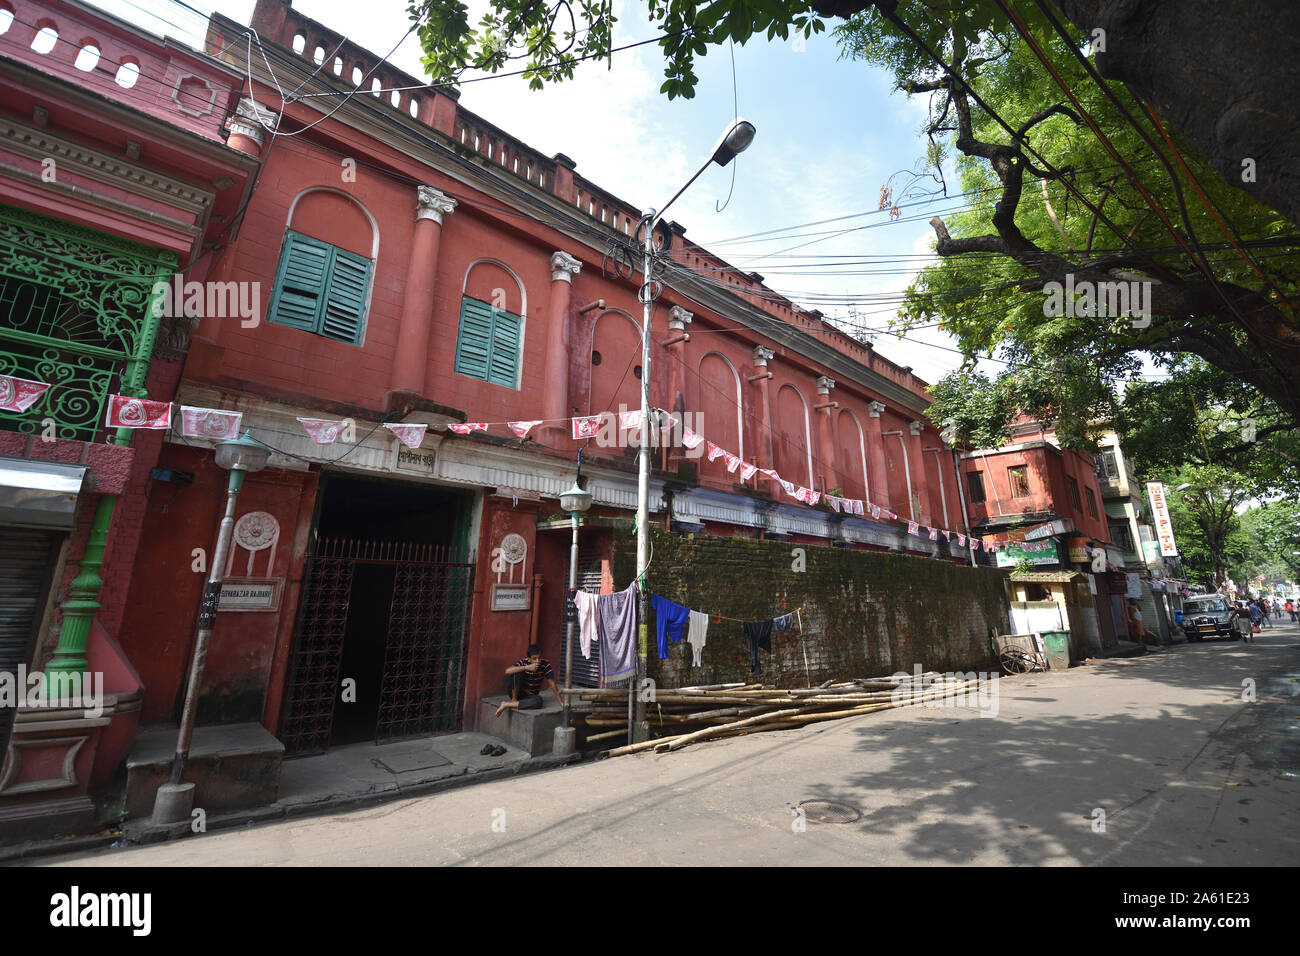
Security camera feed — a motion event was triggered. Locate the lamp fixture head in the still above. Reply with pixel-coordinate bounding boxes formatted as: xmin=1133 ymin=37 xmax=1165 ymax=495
xmin=559 ymin=481 xmax=593 ymax=515
xmin=711 ymin=118 xmax=756 ymax=167
xmin=214 ymin=430 xmax=271 ymax=473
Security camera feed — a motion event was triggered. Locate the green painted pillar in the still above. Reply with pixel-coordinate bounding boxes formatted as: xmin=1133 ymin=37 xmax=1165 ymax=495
xmin=45 ymin=493 xmax=116 ymax=679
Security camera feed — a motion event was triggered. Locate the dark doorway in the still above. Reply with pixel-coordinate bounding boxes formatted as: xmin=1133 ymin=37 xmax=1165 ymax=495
xmin=278 ymin=474 xmax=476 ymax=755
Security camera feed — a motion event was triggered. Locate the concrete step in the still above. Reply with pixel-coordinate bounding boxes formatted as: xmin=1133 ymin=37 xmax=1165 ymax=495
xmin=124 ymin=722 xmax=283 ymax=820
xmin=477 ymin=692 xmax=562 ymax=755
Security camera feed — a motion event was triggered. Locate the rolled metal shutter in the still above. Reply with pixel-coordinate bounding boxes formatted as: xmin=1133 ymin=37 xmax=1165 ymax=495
xmin=0 ymin=527 xmax=60 ymax=756
xmin=563 ymin=550 xmax=605 ymax=688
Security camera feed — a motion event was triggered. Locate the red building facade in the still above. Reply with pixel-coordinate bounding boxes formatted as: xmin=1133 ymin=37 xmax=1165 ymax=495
xmin=0 ymin=0 xmax=256 ymax=835
xmin=34 ymin=0 xmax=981 ymax=773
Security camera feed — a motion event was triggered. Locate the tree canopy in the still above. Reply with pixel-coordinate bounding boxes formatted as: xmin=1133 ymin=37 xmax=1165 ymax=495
xmin=411 ymin=0 xmax=1300 ymax=438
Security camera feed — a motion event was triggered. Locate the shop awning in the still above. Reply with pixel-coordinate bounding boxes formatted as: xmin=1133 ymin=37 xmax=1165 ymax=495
xmin=0 ymin=457 xmax=86 ymax=529
xmin=1008 ymin=570 xmax=1085 ymax=583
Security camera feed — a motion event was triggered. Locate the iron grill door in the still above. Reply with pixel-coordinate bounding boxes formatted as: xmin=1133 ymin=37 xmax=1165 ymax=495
xmin=376 ymin=549 xmax=475 ymax=742
xmin=0 ymin=527 xmax=60 ymax=756
xmin=278 ymin=553 xmax=355 ymax=756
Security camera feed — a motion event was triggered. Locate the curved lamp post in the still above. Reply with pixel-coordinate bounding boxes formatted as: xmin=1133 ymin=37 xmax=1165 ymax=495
xmin=153 ymin=430 xmax=270 ymax=825
xmin=633 ymin=119 xmax=755 ymax=744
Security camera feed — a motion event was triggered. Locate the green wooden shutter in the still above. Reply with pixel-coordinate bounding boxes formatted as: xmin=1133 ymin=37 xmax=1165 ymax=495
xmin=269 ymin=231 xmax=371 ymax=343
xmin=487 ymin=307 xmax=520 ymax=388
xmin=454 ymin=297 xmax=495 ymax=381
xmin=320 ymin=248 xmax=370 ymax=344
xmin=269 ymin=231 xmax=330 ymax=332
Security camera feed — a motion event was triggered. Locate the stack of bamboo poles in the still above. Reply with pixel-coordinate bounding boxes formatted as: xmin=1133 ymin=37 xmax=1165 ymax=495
xmin=560 ymin=672 xmax=982 ymax=759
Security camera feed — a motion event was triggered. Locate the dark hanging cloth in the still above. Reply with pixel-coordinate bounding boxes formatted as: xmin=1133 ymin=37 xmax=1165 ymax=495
xmin=772 ymin=612 xmax=795 ymax=632
xmin=743 ymin=619 xmax=775 ymax=675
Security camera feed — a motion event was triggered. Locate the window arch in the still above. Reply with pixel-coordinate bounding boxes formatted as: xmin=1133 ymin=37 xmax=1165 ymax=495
xmin=837 ymin=408 xmax=869 ymax=500
xmin=775 ymin=384 xmax=813 ymax=489
xmin=265 ymin=189 xmax=378 ymax=344
xmin=588 ymin=308 xmax=640 ymax=415
xmin=697 ymin=351 xmax=745 ymax=482
xmin=454 ymin=258 xmax=527 ymax=388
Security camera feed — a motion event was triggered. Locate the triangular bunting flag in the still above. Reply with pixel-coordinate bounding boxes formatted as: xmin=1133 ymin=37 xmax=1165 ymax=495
xmin=827 ymin=496 xmax=842 ymax=513
xmin=507 ymin=420 xmax=543 ymax=439
xmin=383 ymin=422 xmax=427 ymax=448
xmin=928 ymin=526 xmax=939 ymax=541
xmin=448 ymin=422 xmax=488 ymax=435
xmin=681 ymin=428 xmax=705 ymax=450
xmin=908 ymin=521 xmax=920 ymax=535
xmin=724 ymin=453 xmax=741 ymax=473
xmin=706 ymin=442 xmax=726 ymax=462
xmin=852 ymin=499 xmax=865 ymax=516
xmin=298 ymin=417 xmax=347 ymax=444
xmin=739 ymin=462 xmax=758 ymax=480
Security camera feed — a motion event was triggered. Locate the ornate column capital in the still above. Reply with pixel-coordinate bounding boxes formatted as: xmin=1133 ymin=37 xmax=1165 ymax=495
xmin=668 ymin=305 xmax=693 ymax=330
xmin=227 ymin=98 xmax=277 ymax=147
xmin=417 ymin=186 xmax=458 ymax=224
xmin=816 ymin=375 xmax=835 ymax=394
xmin=868 ymin=400 xmax=885 ymax=418
xmin=908 ymin=419 xmax=925 ymax=436
xmin=752 ymin=345 xmax=775 ymax=366
xmin=550 ymin=250 xmax=582 ymax=283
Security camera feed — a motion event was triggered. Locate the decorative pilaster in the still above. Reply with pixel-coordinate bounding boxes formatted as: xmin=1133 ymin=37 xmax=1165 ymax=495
xmin=391 ymin=186 xmax=456 ymax=396
xmin=814 ymin=376 xmax=839 ymax=493
xmin=226 ymin=98 xmax=278 ymax=156
xmin=907 ymin=420 xmax=929 ymax=524
xmin=542 ymin=252 xmax=582 ymax=434
xmin=865 ymin=400 xmax=888 ymax=509
xmin=751 ymin=346 xmax=775 ymax=469
xmin=665 ymin=306 xmax=692 ymax=437
xmin=417 ymin=185 xmax=458 ymax=225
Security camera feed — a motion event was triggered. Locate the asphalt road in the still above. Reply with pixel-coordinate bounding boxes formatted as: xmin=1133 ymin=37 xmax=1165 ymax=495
xmin=42 ymin=621 xmax=1300 ymax=866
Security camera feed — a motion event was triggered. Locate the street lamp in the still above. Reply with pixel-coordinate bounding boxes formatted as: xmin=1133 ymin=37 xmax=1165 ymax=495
xmin=558 ymin=460 xmax=592 ymax=744
xmin=152 ymin=430 xmax=270 ymax=826
xmin=633 ymin=118 xmax=756 ymax=744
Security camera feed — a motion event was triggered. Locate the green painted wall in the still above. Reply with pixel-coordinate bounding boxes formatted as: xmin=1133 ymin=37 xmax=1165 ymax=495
xmin=615 ymin=529 xmax=1010 ymax=688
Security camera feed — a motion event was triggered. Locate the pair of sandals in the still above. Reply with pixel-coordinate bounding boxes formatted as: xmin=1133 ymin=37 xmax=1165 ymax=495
xmin=480 ymin=743 xmax=507 ymax=757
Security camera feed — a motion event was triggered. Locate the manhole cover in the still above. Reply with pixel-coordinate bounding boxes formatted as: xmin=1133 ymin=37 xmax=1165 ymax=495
xmin=798 ymin=800 xmax=861 ymax=824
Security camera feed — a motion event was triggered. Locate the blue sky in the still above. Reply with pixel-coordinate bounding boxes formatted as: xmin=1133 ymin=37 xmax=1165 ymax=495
xmin=87 ymin=0 xmax=983 ymax=383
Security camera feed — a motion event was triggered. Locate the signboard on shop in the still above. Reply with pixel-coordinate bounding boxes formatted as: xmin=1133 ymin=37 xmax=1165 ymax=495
xmin=1146 ymin=481 xmax=1180 ymax=557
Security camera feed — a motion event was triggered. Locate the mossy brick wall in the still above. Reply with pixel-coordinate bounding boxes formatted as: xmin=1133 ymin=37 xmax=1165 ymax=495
xmin=614 ymin=528 xmax=1010 ymax=688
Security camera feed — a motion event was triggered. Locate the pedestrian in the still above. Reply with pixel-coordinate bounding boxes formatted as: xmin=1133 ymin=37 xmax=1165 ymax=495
xmin=1129 ymin=600 xmax=1159 ymax=647
xmin=1288 ymin=599 xmax=1296 ymax=623
xmin=1254 ymin=598 xmax=1269 ymax=629
xmin=1234 ymin=603 xmax=1255 ymax=643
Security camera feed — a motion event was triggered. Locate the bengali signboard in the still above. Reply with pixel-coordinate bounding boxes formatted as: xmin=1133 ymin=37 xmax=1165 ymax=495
xmin=995 ymin=539 xmax=1061 ymax=568
xmin=491 ymin=583 xmax=530 ymax=612
xmin=1146 ymin=481 xmax=1179 ymax=557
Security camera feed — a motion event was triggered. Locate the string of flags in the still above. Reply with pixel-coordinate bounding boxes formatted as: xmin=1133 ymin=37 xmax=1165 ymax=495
xmin=5 ymin=371 xmax=997 ymax=552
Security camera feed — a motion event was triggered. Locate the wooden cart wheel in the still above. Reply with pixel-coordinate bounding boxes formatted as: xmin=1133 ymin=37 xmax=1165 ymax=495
xmin=999 ymin=648 xmax=1030 ymax=675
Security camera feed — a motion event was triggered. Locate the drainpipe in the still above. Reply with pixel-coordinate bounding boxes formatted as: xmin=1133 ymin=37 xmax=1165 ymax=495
xmin=882 ymin=430 xmax=915 ymax=521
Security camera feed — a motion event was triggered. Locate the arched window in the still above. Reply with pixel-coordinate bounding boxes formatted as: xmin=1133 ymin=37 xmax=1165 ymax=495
xmin=455 ymin=259 xmax=526 ymax=388
xmin=266 ymin=189 xmax=377 ymax=344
